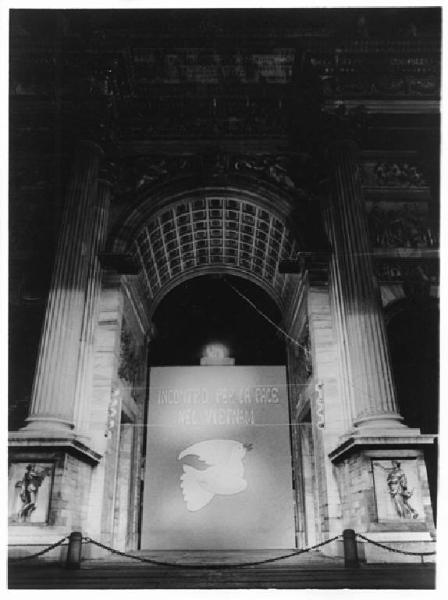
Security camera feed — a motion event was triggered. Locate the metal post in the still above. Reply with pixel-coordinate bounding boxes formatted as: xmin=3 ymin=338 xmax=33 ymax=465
xmin=66 ymin=531 xmax=83 ymax=569
xmin=343 ymin=529 xmax=359 ymax=568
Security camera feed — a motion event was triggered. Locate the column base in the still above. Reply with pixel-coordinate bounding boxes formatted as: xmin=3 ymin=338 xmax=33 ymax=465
xmin=22 ymin=415 xmax=75 ymax=432
xmin=352 ymin=412 xmax=407 ymax=430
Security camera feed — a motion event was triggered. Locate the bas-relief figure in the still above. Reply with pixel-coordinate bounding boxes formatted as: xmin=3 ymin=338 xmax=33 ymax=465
xmin=12 ymin=463 xmax=53 ymax=523
xmin=374 ymin=460 xmax=419 ymax=520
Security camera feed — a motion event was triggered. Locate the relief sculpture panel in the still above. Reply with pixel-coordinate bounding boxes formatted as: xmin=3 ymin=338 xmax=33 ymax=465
xmin=372 ymin=459 xmax=424 ymax=521
xmin=8 ymin=462 xmax=54 ymax=524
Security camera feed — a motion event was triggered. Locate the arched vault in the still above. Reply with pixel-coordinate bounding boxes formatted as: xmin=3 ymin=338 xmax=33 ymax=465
xmin=109 ymin=176 xmax=310 ymax=317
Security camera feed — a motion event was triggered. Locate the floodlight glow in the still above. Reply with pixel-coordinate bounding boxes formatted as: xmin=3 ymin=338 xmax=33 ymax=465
xmin=204 ymin=344 xmax=227 ymax=360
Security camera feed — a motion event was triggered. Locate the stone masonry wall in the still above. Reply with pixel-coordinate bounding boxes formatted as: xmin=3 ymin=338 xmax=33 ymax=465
xmin=307 ymin=283 xmax=345 ymax=540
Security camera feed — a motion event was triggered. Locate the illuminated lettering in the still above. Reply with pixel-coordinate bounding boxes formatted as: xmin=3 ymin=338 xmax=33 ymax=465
xmin=158 ymin=389 xmax=169 ymax=404
xmin=204 ymin=410 xmax=217 ymax=425
xmin=178 ymin=409 xmax=201 ymax=425
xmin=270 ymin=387 xmax=279 ymax=404
xmin=158 ymin=388 xmax=208 ymax=405
xmin=178 ymin=410 xmax=189 ymax=425
xmin=215 ymin=388 xmax=226 ymax=404
xmin=178 ymin=407 xmax=255 ymax=426
xmin=173 ymin=386 xmax=285 ymax=406
xmin=255 ymin=387 xmax=265 ymax=403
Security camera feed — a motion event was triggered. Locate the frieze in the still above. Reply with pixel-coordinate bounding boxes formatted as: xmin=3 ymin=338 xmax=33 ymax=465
xmin=10 ymin=28 xmax=440 ymax=105
xmin=323 ymin=75 xmax=439 ymax=100
xmin=117 ymin=152 xmax=305 ymax=196
xmin=11 ymin=50 xmax=132 ymax=99
xmin=116 ymin=96 xmax=290 ymax=139
xmin=374 ymin=258 xmax=439 ymax=288
xmin=367 ymin=204 xmax=437 ymax=249
xmin=362 ymin=162 xmax=427 ymax=188
xmin=133 ymin=48 xmax=295 ymax=85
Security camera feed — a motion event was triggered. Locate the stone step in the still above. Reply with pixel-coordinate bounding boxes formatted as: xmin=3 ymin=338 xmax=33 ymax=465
xmin=94 ymin=548 xmax=343 ymax=566
xmin=9 ymin=561 xmax=436 ymax=589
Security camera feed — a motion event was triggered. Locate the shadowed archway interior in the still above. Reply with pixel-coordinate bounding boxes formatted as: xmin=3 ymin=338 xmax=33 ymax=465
xmin=149 ymin=275 xmax=286 ymax=366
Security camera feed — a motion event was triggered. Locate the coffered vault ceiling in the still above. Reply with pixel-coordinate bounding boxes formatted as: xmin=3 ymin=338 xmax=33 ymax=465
xmin=129 ymin=194 xmax=299 ymax=307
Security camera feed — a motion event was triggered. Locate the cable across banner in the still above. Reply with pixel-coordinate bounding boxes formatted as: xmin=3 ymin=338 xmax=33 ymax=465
xmin=224 ymin=278 xmax=310 ymax=355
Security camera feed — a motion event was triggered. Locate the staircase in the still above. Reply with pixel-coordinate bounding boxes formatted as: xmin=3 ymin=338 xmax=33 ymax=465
xmin=9 ymin=550 xmax=436 ymax=589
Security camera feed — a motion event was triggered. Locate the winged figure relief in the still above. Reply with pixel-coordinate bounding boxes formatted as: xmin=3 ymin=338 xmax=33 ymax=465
xmin=178 ymin=440 xmax=252 ymax=511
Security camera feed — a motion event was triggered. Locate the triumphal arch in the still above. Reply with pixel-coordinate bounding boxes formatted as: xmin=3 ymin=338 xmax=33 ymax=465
xmin=9 ymin=9 xmax=439 ymax=562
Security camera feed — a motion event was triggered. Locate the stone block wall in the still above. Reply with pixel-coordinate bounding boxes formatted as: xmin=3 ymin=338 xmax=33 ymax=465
xmin=333 ymin=448 xmax=435 ymax=536
xmin=112 ymin=423 xmax=134 ymax=550
xmin=307 ymin=283 xmax=345 ymax=541
xmin=333 ymin=453 xmax=373 ymax=533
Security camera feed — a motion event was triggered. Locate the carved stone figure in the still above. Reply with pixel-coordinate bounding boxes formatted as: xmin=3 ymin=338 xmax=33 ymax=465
xmin=368 ymin=204 xmax=436 ymax=249
xmin=373 ymin=162 xmax=426 ymax=187
xmin=136 ymin=160 xmax=168 ymax=189
xmin=375 ymin=460 xmax=419 ymax=519
xmin=15 ymin=464 xmax=52 ymax=522
xmin=234 ymin=154 xmax=296 ymax=190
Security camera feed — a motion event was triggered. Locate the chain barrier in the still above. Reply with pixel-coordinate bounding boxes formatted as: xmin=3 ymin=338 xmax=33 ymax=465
xmin=83 ymin=535 xmax=342 ymax=569
xmin=8 ymin=531 xmax=436 ymax=566
xmin=9 ymin=536 xmax=69 ymax=562
xmin=356 ymin=533 xmax=436 ymax=557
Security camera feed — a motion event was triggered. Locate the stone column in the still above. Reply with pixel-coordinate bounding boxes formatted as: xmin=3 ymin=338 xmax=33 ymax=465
xmin=24 ymin=141 xmax=103 ymax=432
xmin=74 ymin=179 xmax=112 ymax=434
xmin=327 ymin=140 xmax=404 ymax=431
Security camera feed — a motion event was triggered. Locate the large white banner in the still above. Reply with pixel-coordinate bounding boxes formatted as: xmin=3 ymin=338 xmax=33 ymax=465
xmin=141 ymin=366 xmax=296 ymax=549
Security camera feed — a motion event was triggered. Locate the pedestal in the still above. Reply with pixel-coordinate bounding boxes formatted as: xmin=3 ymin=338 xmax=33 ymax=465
xmin=329 ymin=434 xmax=436 ymax=562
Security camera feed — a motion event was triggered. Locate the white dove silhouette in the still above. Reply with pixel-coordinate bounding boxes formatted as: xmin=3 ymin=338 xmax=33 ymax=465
xmin=178 ymin=440 xmax=252 ymax=511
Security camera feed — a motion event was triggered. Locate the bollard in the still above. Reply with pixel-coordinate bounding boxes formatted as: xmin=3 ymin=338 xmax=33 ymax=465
xmin=66 ymin=531 xmax=83 ymax=569
xmin=343 ymin=529 xmax=359 ymax=568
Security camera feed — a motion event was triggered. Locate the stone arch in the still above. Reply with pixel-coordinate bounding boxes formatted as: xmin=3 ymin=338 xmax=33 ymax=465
xmin=105 ymin=177 xmax=313 ymax=548
xmin=108 ymin=175 xmax=309 ymax=319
